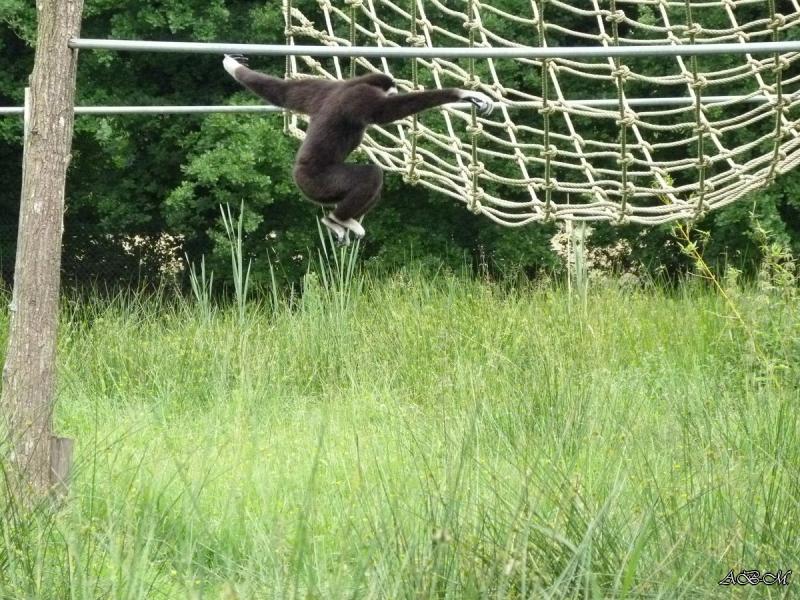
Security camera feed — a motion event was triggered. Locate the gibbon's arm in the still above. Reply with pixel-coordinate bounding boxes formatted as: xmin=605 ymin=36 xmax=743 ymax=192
xmin=223 ymin=55 xmax=332 ymax=114
xmin=364 ymin=88 xmax=494 ymax=125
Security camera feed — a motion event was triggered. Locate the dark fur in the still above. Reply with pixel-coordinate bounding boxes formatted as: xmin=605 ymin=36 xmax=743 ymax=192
xmin=231 ymin=66 xmax=462 ymax=220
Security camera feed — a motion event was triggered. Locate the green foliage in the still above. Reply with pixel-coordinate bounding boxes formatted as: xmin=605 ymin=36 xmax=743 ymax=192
xmin=0 ymin=1 xmax=799 ymax=285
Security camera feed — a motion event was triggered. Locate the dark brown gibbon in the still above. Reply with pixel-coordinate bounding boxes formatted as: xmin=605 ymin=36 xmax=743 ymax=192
xmin=223 ymin=54 xmax=493 ymax=242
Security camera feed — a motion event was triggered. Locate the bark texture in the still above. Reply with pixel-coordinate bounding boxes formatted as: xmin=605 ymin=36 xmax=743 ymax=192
xmin=1 ymin=0 xmax=84 ymax=501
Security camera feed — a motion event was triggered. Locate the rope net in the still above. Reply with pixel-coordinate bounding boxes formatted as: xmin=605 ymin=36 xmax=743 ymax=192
xmin=283 ymin=0 xmax=800 ymax=225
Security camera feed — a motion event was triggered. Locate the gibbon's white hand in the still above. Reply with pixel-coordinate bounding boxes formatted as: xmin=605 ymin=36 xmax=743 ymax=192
xmin=458 ymin=90 xmax=494 ymax=116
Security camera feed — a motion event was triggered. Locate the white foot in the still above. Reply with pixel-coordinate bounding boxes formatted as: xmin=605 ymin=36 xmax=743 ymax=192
xmin=328 ymin=213 xmax=365 ymax=238
xmin=223 ymin=55 xmax=242 ymax=79
xmin=320 ymin=216 xmax=350 ymax=245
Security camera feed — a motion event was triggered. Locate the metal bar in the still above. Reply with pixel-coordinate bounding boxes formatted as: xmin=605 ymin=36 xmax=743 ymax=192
xmin=22 ymin=88 xmax=30 ymax=141
xmin=22 ymin=87 xmax=30 ymax=183
xmin=69 ymin=38 xmax=800 ymax=58
xmin=0 ymin=93 xmax=795 ymax=117
xmin=76 ymin=104 xmax=283 ymax=114
xmin=1 ymin=105 xmax=279 ymax=115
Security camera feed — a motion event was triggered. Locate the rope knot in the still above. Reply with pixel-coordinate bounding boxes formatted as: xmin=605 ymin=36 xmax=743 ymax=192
xmin=696 ymin=155 xmax=712 ymax=169
xmin=417 ymin=17 xmax=433 ymax=31
xmin=539 ymin=145 xmax=558 ymax=159
xmin=403 ymin=156 xmax=424 ymax=183
xmin=343 ymin=0 xmax=362 ymax=6
xmin=616 ymin=112 xmax=636 ymax=127
xmin=606 ymin=10 xmax=626 ymax=25
xmin=747 ymin=56 xmax=762 ymax=69
xmin=466 ymin=122 xmax=483 ymax=136
xmin=463 ymin=20 xmax=480 ymax=32
xmin=689 ymin=74 xmax=708 ymax=90
xmin=538 ymin=104 xmax=557 ymax=116
xmin=613 ymin=203 xmax=632 ymax=224
xmin=406 ymin=34 xmax=426 ymax=47
xmin=624 ymin=181 xmax=636 ymax=197
xmin=685 ymin=22 xmax=703 ymax=37
xmin=612 ymin=65 xmax=631 ymax=81
xmin=491 ymin=82 xmax=507 ymax=97
xmin=468 ymin=194 xmax=483 ymax=215
xmin=693 ymin=122 xmax=710 ymax=135
xmin=409 ymin=154 xmax=424 ymax=167
xmin=774 ymin=56 xmax=791 ymax=74
xmin=692 ymin=200 xmax=710 ymax=220
xmin=463 ymin=78 xmax=481 ymax=91
xmin=468 ymin=162 xmax=485 ymax=176
xmin=616 ymin=153 xmax=635 ymax=167
xmin=403 ymin=170 xmax=422 ymax=184
xmin=770 ymin=13 xmax=786 ymax=29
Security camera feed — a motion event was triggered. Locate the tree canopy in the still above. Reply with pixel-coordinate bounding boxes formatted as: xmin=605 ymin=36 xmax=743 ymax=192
xmin=1 ymin=0 xmax=798 ymax=287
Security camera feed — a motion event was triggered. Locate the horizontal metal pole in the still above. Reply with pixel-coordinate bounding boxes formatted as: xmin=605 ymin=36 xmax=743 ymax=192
xmin=0 ymin=93 xmax=795 ymax=117
xmin=85 ymin=105 xmax=281 ymax=114
xmin=0 ymin=105 xmax=280 ymax=115
xmin=69 ymin=38 xmax=800 ymax=59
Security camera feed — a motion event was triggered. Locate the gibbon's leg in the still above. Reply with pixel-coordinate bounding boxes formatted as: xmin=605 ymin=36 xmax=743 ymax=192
xmin=223 ymin=55 xmax=287 ymax=107
xmin=223 ymin=55 xmax=335 ymax=114
xmin=332 ymin=165 xmax=383 ymax=222
xmin=294 ymin=164 xmax=382 ymax=238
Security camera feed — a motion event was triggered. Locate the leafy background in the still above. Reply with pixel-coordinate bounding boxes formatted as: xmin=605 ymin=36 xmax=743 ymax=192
xmin=1 ymin=0 xmax=798 ymax=287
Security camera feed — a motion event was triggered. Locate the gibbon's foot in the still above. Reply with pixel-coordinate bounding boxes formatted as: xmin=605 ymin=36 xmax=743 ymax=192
xmin=320 ymin=216 xmax=351 ymax=246
xmin=458 ymin=90 xmax=494 ymax=116
xmin=225 ymin=53 xmax=249 ymax=66
xmin=222 ymin=54 xmax=248 ymax=78
xmin=328 ymin=213 xmax=366 ymax=239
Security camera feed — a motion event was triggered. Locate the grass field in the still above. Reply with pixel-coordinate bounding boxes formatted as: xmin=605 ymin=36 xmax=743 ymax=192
xmin=0 ymin=258 xmax=798 ymax=598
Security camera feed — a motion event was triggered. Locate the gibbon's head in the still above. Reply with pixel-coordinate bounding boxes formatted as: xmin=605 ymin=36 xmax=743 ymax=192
xmin=354 ymin=73 xmax=398 ymax=95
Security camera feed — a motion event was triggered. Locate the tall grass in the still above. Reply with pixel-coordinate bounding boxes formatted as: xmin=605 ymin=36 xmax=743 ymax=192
xmin=0 ymin=259 xmax=797 ymax=598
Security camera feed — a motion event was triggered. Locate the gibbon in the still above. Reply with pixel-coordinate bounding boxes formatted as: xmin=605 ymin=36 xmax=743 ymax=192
xmin=223 ymin=54 xmax=493 ymax=242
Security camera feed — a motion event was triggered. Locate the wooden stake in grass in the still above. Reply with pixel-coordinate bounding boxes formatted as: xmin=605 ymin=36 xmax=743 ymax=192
xmin=1 ymin=0 xmax=84 ymax=503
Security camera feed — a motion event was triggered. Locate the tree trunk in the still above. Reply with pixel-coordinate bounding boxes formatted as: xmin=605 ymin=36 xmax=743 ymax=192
xmin=1 ymin=0 xmax=84 ymax=502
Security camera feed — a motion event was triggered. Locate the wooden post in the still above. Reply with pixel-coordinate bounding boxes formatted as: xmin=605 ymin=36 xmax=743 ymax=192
xmin=1 ymin=0 xmax=84 ymax=503
xmin=50 ymin=436 xmax=74 ymax=500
